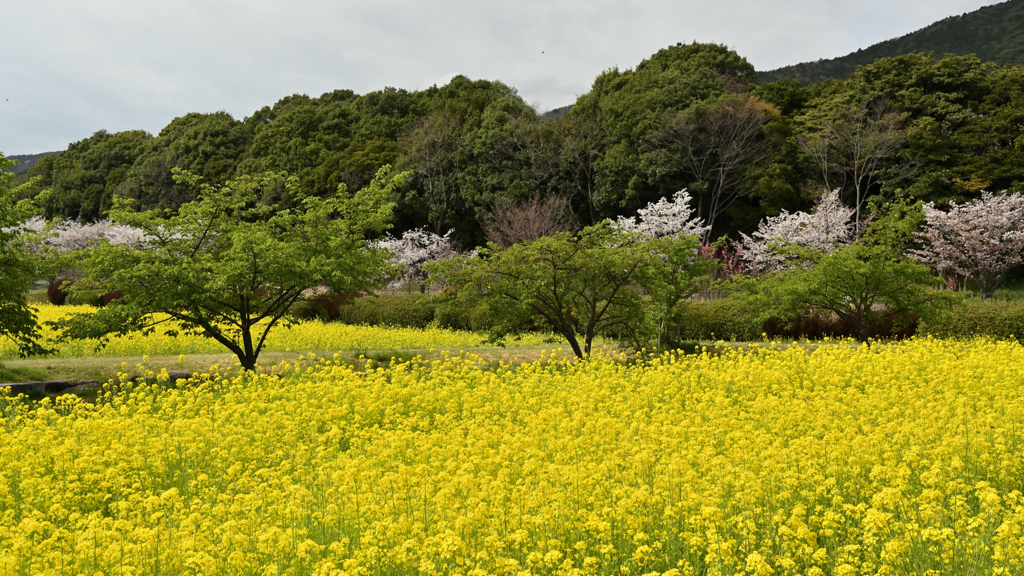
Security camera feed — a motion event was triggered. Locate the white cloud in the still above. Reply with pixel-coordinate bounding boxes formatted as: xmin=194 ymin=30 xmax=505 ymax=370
xmin=0 ymin=0 xmax=1004 ymax=154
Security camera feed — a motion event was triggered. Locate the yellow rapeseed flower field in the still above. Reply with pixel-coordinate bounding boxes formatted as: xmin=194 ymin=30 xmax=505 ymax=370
xmin=0 ymin=305 xmax=551 ymax=359
xmin=2 ymin=338 xmax=1024 ymax=574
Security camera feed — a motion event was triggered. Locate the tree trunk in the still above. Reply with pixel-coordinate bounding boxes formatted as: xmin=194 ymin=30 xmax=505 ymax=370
xmin=238 ymin=353 xmax=259 ymax=371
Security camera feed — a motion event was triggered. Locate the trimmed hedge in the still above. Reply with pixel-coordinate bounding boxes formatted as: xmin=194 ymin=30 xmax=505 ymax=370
xmin=674 ymin=299 xmax=764 ymax=342
xmin=288 ymin=294 xmax=993 ymax=342
xmin=920 ymin=299 xmax=1024 ymax=340
xmin=291 ymin=293 xmax=499 ymax=332
xmin=47 ymin=279 xmax=73 ymax=305
xmin=335 ymin=294 xmax=438 ymax=328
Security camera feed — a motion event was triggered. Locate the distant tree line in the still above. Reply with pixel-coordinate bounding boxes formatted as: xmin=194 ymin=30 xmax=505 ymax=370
xmin=10 ymin=43 xmax=1024 ymax=248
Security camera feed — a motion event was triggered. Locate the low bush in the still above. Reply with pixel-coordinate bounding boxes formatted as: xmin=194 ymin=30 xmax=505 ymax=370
xmin=47 ymin=279 xmax=73 ymax=305
xmin=763 ymin=311 xmax=917 ymax=340
xmin=433 ymin=299 xmax=498 ymax=332
xmin=289 ymin=292 xmax=358 ymax=321
xmin=674 ymin=298 xmax=764 ymax=342
xmin=920 ymin=298 xmax=1024 ymax=339
xmin=334 ymin=294 xmax=438 ymax=328
xmin=675 ymin=298 xmax=917 ymax=342
xmin=66 ymin=289 xmax=105 ymax=307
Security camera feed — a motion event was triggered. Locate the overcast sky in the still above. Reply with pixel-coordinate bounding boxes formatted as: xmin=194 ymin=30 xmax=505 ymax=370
xmin=1 ymin=0 xmax=1004 ymax=154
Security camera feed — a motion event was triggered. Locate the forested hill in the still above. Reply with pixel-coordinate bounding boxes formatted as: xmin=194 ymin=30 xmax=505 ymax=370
xmin=759 ymin=0 xmax=1024 ymax=84
xmin=11 ymin=41 xmax=1024 ymax=248
xmin=8 ymin=152 xmax=60 ymax=176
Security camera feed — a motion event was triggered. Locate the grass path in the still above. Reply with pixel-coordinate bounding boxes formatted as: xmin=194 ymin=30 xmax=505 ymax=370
xmin=0 ymin=345 xmax=582 ymax=384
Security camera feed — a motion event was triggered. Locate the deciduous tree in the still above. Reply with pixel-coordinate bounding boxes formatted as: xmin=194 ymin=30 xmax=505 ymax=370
xmin=910 ymin=191 xmax=1024 ymax=300
xmin=752 ymin=200 xmax=956 ymax=342
xmin=797 ymin=99 xmax=908 ymax=223
xmin=482 ymin=192 xmax=577 ymax=248
xmin=614 ymin=189 xmax=709 ymax=240
xmin=739 ymin=188 xmax=855 ymax=272
xmin=0 ymin=153 xmax=48 ymax=355
xmin=428 ymin=223 xmax=670 ymax=358
xmin=374 ymin=228 xmax=456 ymax=292
xmin=648 ymin=95 xmax=779 ymax=242
xmin=57 ymin=166 xmax=407 ymax=371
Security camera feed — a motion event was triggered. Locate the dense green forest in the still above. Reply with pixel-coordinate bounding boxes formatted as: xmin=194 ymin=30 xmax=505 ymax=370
xmin=10 ymin=39 xmax=1024 ymax=248
xmin=760 ymin=0 xmax=1024 ymax=84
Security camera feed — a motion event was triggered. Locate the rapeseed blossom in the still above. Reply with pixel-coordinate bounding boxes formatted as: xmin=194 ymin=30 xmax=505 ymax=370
xmin=0 ymin=305 xmax=550 ymax=359
xmin=1 ymin=338 xmax=1023 ymax=574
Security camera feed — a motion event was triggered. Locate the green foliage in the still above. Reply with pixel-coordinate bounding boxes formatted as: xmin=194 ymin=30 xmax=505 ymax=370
xmin=0 ymin=153 xmax=48 ymax=355
xmin=920 ymin=298 xmax=1024 ymax=340
xmin=430 ymin=296 xmax=495 ymax=332
xmin=55 ymin=166 xmax=408 ymax=370
xmin=65 ymin=289 xmax=104 ymax=307
xmin=44 ymin=130 xmax=153 ymax=221
xmin=428 ymin=223 xmax=705 ymax=357
xmin=673 ymin=298 xmax=765 ymax=342
xmin=117 ymin=112 xmax=252 ymax=212
xmin=24 ymin=38 xmax=1024 ymax=246
xmin=334 ymin=294 xmax=437 ymax=328
xmin=571 ymin=43 xmax=753 ymax=217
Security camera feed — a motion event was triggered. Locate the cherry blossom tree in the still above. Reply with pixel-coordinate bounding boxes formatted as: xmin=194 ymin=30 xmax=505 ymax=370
xmin=374 ymin=228 xmax=457 ymax=292
xmin=909 ymin=191 xmax=1024 ymax=300
xmin=739 ymin=188 xmax=855 ymax=272
xmin=614 ymin=189 xmax=709 ymax=240
xmin=49 ymin=219 xmax=149 ymax=252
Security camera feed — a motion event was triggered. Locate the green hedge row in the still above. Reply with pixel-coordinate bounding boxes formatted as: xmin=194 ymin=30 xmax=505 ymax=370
xmin=674 ymin=299 xmax=765 ymax=342
xmin=272 ymin=294 xmax=1024 ymax=342
xmin=919 ymin=299 xmax=1024 ymax=340
xmin=290 ymin=294 xmax=497 ymax=332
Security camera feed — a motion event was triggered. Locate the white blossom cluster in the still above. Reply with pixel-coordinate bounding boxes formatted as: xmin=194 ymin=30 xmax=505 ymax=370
xmin=614 ymin=190 xmax=709 ymax=240
xmin=374 ymin=228 xmax=456 ymax=288
xmin=47 ymin=219 xmax=150 ymax=252
xmin=739 ymin=189 xmax=855 ymax=272
xmin=910 ymin=191 xmax=1024 ymax=298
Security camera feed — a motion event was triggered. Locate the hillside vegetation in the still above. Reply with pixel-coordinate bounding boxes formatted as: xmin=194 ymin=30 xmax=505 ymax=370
xmin=8 ymin=151 xmax=60 ymax=176
xmin=7 ymin=1 xmax=1024 ymax=247
xmin=760 ymin=0 xmax=1024 ymax=84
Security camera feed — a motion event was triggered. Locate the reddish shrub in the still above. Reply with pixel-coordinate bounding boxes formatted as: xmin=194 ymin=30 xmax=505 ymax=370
xmin=47 ymin=279 xmax=73 ymax=305
xmin=312 ymin=292 xmax=357 ymax=320
xmin=763 ymin=311 xmax=917 ymax=340
xmin=102 ymin=290 xmax=125 ymax=306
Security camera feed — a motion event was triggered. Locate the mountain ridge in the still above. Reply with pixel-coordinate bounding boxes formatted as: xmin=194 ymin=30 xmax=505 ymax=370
xmin=759 ymin=0 xmax=1024 ymax=84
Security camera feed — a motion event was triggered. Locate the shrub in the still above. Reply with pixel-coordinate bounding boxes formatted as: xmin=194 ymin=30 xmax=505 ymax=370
xmin=66 ymin=289 xmax=105 ymax=307
xmin=432 ymin=298 xmax=502 ymax=332
xmin=920 ymin=299 xmax=1024 ymax=339
xmin=674 ymin=298 xmax=764 ymax=342
xmin=675 ymin=298 xmax=917 ymax=342
xmin=47 ymin=279 xmax=73 ymax=305
xmin=102 ymin=291 xmax=125 ymax=306
xmin=763 ymin=311 xmax=917 ymax=340
xmin=289 ymin=292 xmax=357 ymax=321
xmin=335 ymin=294 xmax=437 ymax=328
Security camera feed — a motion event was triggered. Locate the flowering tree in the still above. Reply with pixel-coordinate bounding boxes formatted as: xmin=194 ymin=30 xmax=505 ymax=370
xmin=752 ymin=199 xmax=956 ymax=342
xmin=910 ymin=191 xmax=1024 ymax=300
xmin=49 ymin=219 xmax=149 ymax=252
xmin=739 ymin=188 xmax=855 ymax=272
xmin=614 ymin=189 xmax=709 ymax=240
xmin=374 ymin=228 xmax=456 ymax=292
